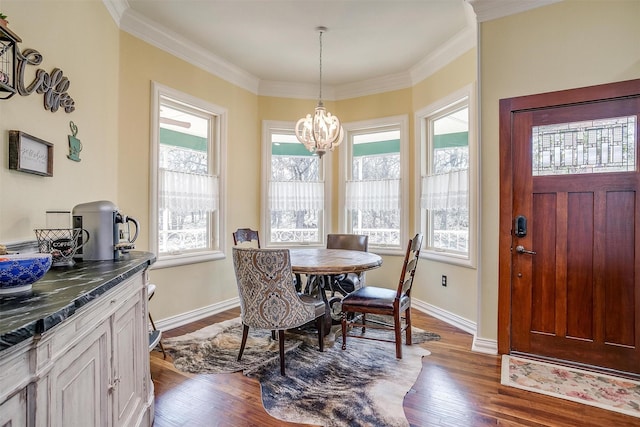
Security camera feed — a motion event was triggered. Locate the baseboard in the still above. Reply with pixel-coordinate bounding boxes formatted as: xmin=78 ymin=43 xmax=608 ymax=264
xmin=412 ymin=299 xmax=476 ymax=335
xmin=154 ymin=297 xmax=240 ymax=331
xmin=471 ymin=336 xmax=498 ymax=355
xmin=412 ymin=299 xmax=498 ymax=355
xmin=153 ymin=296 xmax=499 ymax=355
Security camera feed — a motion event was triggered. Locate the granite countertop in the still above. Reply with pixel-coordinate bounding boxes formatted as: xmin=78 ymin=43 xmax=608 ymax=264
xmin=0 ymin=251 xmax=155 ymax=352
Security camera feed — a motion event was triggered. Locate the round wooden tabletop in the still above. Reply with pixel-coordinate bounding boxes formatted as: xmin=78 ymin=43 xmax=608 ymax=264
xmin=289 ymin=248 xmax=382 ymax=275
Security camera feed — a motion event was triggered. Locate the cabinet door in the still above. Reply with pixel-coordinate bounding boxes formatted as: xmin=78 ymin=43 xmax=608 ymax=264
xmin=112 ymin=290 xmax=145 ymax=427
xmin=51 ymin=322 xmax=110 ymax=427
xmin=0 ymin=388 xmax=28 ymax=427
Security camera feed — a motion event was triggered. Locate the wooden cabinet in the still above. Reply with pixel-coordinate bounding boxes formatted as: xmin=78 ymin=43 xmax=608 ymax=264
xmin=0 ymin=268 xmax=153 ymax=427
xmin=112 ymin=289 xmax=146 ymax=427
xmin=0 ymin=387 xmax=28 ymax=427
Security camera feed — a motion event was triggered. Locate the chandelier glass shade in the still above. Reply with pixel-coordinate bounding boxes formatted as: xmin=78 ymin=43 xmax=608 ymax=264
xmin=295 ymin=27 xmax=344 ymax=157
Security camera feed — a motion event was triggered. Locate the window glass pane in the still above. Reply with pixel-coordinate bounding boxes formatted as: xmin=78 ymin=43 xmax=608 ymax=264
xmin=350 ymin=130 xmax=401 ymax=247
xmin=428 ymin=106 xmax=469 ymax=254
xmin=270 ymin=133 xmax=322 ymax=243
xmin=532 ymin=116 xmax=636 ymax=176
xmin=158 ymin=100 xmax=216 ymax=254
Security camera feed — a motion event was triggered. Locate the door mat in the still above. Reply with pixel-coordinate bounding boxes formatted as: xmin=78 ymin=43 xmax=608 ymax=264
xmin=501 ymin=355 xmax=640 ymax=418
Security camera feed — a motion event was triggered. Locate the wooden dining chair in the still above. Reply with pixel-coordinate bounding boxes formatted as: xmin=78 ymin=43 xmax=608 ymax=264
xmin=232 ymin=247 xmax=325 ymax=375
xmin=340 ymin=233 xmax=423 ymax=359
xmin=232 ymin=228 xmax=261 ymax=247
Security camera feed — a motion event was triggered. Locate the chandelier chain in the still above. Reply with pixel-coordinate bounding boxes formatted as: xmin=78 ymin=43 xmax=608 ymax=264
xmin=318 ymin=30 xmax=323 ymax=104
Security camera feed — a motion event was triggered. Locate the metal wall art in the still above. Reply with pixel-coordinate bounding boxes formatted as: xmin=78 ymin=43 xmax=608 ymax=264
xmin=16 ymin=48 xmax=75 ymax=113
xmin=0 ymin=22 xmax=20 ymax=99
xmin=67 ymin=121 xmax=82 ymax=162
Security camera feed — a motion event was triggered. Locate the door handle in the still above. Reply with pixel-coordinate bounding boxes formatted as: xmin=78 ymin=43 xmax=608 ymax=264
xmin=515 ymin=245 xmax=536 ymax=255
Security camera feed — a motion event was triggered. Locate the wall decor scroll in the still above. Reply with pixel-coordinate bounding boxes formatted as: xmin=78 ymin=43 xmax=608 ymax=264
xmin=8 ymin=130 xmax=53 ymax=176
xmin=16 ymin=48 xmax=75 ymax=113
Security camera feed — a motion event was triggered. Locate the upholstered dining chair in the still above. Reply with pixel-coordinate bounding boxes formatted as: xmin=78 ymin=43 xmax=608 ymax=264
xmin=232 ymin=228 xmax=261 ymax=247
xmin=232 ymin=247 xmax=325 ymax=375
xmin=340 ymin=233 xmax=423 ymax=359
xmin=326 ymin=233 xmax=369 ymax=296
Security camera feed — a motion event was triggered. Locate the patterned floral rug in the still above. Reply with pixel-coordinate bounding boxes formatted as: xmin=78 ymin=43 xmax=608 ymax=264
xmin=501 ymin=355 xmax=640 ymax=418
xmin=163 ymin=316 xmax=440 ymax=426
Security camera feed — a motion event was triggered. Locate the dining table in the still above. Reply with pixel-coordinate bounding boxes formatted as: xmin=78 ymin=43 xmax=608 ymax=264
xmin=289 ymin=248 xmax=383 ymax=333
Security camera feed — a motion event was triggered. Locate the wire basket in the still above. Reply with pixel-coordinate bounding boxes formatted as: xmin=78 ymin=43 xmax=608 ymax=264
xmin=34 ymin=228 xmax=89 ymax=267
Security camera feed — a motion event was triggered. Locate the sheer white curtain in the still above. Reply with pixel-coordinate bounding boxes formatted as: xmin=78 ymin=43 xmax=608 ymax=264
xmin=159 ymin=169 xmax=218 ymax=212
xmin=268 ymin=181 xmax=324 ymax=211
xmin=421 ymin=169 xmax=468 ymax=210
xmin=345 ymin=178 xmax=400 ymax=211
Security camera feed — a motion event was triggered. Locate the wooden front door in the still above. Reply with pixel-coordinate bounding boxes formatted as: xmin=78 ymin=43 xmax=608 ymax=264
xmin=498 ymin=79 xmax=640 ymax=374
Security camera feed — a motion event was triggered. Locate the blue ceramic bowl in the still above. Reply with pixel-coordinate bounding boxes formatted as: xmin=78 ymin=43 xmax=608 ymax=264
xmin=0 ymin=253 xmax=53 ymax=295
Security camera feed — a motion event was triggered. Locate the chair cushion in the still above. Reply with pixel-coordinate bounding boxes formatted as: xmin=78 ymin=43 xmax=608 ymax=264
xmin=299 ymin=294 xmax=326 ymax=318
xmin=341 ymin=286 xmax=408 ymax=311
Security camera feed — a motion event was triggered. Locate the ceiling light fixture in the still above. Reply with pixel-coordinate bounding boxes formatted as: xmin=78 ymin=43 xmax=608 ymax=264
xmin=295 ymin=26 xmax=344 ymax=158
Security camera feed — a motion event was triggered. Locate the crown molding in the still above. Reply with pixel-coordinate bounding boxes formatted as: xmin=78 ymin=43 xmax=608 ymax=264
xmin=410 ymin=24 xmax=476 ymax=87
xmin=102 ymin=0 xmax=128 ymax=26
xmin=118 ymin=7 xmax=260 ymax=94
xmin=258 ymin=80 xmax=327 ymax=100
xmin=102 ymin=0 xmax=477 ymax=100
xmin=333 ymin=72 xmax=413 ymax=101
xmin=466 ymin=0 xmax=563 ymax=23
xmin=108 ymin=0 xmax=574 ymax=100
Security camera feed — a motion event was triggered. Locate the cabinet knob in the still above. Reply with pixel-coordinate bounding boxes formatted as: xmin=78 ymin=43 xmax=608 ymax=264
xmin=108 ymin=377 xmax=121 ymax=392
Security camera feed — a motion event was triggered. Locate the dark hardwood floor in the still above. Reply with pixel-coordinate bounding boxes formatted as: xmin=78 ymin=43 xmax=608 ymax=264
xmin=150 ymin=308 xmax=638 ymax=426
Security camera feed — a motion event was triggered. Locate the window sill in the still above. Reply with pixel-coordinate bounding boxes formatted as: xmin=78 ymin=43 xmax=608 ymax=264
xmin=151 ymin=250 xmax=225 ymax=269
xmin=422 ymin=250 xmax=475 ymax=268
xmin=370 ymin=246 xmax=404 ymax=257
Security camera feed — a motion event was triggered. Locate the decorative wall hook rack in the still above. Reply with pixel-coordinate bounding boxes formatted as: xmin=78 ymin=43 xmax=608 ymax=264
xmin=0 ymin=24 xmax=21 ymax=99
xmin=0 ymin=23 xmax=75 ymax=112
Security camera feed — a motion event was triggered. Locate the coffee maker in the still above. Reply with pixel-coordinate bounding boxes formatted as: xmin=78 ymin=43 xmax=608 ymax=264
xmin=72 ymin=200 xmax=139 ymax=261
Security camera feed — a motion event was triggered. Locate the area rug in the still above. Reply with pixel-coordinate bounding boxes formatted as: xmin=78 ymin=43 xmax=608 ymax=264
xmin=501 ymin=355 xmax=640 ymax=418
xmin=163 ymin=316 xmax=440 ymax=426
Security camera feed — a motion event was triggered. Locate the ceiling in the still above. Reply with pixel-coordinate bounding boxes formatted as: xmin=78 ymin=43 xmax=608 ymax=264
xmin=107 ymin=0 xmax=559 ymax=99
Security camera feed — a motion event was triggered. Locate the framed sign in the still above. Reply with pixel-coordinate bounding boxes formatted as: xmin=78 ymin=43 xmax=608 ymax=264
xmin=8 ymin=130 xmax=53 ymax=176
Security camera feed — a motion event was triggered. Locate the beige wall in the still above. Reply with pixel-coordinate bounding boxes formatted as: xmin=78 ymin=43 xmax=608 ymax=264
xmin=479 ymin=0 xmax=640 ymax=340
xmin=0 ymin=1 xmax=119 ymax=241
xmin=412 ymin=48 xmax=478 ymax=323
xmin=118 ymin=32 xmax=259 ymax=319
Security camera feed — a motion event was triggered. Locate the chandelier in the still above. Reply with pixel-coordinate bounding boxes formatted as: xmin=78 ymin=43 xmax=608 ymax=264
xmin=295 ymin=26 xmax=344 ymax=158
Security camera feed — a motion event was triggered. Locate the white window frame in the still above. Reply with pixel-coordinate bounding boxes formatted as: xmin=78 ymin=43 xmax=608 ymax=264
xmin=149 ymin=81 xmax=227 ymax=268
xmin=261 ymin=120 xmax=331 ymax=247
xmin=415 ymin=84 xmax=477 ymax=267
xmin=339 ymin=115 xmax=409 ymax=255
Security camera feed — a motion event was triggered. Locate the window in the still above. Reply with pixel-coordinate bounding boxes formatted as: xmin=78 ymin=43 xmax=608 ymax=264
xmin=417 ymin=85 xmax=475 ymax=266
xmin=261 ymin=121 xmax=329 ymax=246
xmin=532 ymin=116 xmax=636 ymax=176
xmin=150 ymin=82 xmax=226 ymax=267
xmin=340 ymin=116 xmax=409 ymax=252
